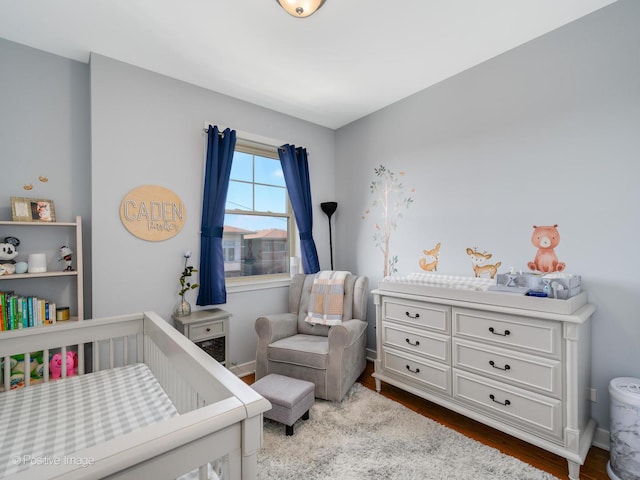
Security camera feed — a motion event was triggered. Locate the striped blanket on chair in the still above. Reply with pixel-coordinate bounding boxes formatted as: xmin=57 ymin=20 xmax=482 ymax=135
xmin=305 ymin=271 xmax=350 ymax=326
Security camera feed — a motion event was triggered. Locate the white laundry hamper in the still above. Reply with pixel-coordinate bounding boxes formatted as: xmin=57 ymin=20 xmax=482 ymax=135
xmin=607 ymin=377 xmax=640 ymax=480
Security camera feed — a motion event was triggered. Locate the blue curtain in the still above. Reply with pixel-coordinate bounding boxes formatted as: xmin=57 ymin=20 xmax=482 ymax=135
xmin=197 ymin=125 xmax=236 ymax=306
xmin=278 ymin=145 xmax=320 ymax=274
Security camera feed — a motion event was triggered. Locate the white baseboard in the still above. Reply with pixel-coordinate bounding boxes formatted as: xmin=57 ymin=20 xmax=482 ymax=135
xmin=229 ymin=360 xmax=255 ymax=378
xmin=366 ymin=348 xmax=376 ymax=363
xmin=593 ymin=427 xmax=610 ymax=451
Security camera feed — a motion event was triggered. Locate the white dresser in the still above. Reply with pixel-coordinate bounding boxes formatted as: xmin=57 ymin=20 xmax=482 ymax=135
xmin=373 ymin=282 xmax=596 ymax=480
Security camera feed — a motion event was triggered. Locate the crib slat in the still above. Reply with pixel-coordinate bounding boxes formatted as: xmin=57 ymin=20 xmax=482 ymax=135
xmin=136 ymin=332 xmax=143 ymax=363
xmin=78 ymin=343 xmax=85 ymax=375
xmin=43 ymin=349 xmax=50 ymax=382
xmin=24 ymin=352 xmax=31 ymax=387
xmin=3 ymin=356 xmax=9 ymax=391
xmin=61 ymin=345 xmax=67 ymax=379
xmin=93 ymin=340 xmax=99 ymax=371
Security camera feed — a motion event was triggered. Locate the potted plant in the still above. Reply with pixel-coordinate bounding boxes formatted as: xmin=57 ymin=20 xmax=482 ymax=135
xmin=174 ymin=250 xmax=199 ymax=317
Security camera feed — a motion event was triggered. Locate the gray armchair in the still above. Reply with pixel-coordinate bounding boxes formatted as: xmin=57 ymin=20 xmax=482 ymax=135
xmin=255 ymin=273 xmax=369 ymax=401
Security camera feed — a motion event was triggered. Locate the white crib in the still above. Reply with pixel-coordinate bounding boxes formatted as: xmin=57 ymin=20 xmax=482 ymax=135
xmin=0 ymin=311 xmax=271 ymax=480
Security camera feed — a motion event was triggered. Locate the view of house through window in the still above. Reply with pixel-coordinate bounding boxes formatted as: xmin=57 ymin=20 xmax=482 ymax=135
xmin=223 ymin=142 xmax=292 ymax=279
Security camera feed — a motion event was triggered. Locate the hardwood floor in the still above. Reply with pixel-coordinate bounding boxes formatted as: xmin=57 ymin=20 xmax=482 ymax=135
xmin=243 ymin=361 xmax=609 ymax=479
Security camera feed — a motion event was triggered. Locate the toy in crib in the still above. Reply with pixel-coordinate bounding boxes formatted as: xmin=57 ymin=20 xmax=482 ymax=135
xmin=50 ymin=351 xmax=78 ymax=379
xmin=1 ymin=352 xmax=44 ymax=389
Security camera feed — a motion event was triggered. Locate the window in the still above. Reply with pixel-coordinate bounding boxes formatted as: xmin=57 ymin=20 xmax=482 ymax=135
xmin=223 ymin=140 xmax=293 ymax=280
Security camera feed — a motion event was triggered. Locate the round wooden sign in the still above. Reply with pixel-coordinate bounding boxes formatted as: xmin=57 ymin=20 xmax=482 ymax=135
xmin=120 ymin=185 xmax=186 ymax=241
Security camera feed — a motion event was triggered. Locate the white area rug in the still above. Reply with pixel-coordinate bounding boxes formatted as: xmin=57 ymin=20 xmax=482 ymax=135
xmin=257 ymin=383 xmax=559 ymax=480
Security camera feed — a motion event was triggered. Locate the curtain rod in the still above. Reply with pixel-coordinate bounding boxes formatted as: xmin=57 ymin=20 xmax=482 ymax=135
xmin=202 ymin=127 xmax=226 ymax=136
xmin=202 ymin=127 xmax=280 ymax=149
xmin=201 ymin=127 xmax=306 ymax=155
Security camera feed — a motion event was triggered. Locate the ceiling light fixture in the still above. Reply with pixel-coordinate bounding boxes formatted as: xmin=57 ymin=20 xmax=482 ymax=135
xmin=276 ymin=0 xmax=326 ymax=18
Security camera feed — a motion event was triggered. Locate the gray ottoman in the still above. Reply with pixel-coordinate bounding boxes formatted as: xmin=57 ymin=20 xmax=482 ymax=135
xmin=252 ymin=374 xmax=315 ymax=435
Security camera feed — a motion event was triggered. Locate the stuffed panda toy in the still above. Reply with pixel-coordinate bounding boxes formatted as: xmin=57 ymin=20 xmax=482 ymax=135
xmin=0 ymin=236 xmax=20 ymax=275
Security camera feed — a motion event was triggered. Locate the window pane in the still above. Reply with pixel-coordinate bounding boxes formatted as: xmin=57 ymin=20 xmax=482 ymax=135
xmin=224 ymin=142 xmax=292 ymax=282
xmin=255 ymin=184 xmax=287 ymax=214
xmin=226 ymin=180 xmax=253 ymax=211
xmin=222 ymin=240 xmax=235 ymax=262
xmin=223 ymin=214 xmax=289 ymax=278
xmin=255 ymin=156 xmax=286 ymax=187
xmin=230 ymin=151 xmax=253 ymax=182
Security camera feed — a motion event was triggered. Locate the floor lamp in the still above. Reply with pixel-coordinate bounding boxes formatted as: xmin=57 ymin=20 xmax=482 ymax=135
xmin=321 ymin=202 xmax=338 ymax=270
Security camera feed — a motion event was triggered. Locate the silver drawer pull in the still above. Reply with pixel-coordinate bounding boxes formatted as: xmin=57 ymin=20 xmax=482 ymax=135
xmin=489 ymin=394 xmax=511 ymax=406
xmin=489 ymin=360 xmax=511 ymax=371
xmin=406 ymin=365 xmax=420 ymax=374
xmin=405 ymin=311 xmax=420 ymax=319
xmin=405 ymin=338 xmax=420 ymax=347
xmin=488 ymin=327 xmax=510 ymax=337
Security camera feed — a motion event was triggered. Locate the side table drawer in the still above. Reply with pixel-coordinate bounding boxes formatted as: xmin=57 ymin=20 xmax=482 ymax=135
xmin=173 ymin=308 xmax=230 ymax=367
xmin=190 ymin=320 xmax=225 ymax=342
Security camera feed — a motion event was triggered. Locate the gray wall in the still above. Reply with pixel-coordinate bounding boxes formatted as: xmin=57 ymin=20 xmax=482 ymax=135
xmin=1 ymin=0 xmax=638 ymax=436
xmin=335 ymin=0 xmax=640 ymax=437
xmin=89 ymin=54 xmax=336 ymax=366
xmin=0 ymin=38 xmax=92 ymax=317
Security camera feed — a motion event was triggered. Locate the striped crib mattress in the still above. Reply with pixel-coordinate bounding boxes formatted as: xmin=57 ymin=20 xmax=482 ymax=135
xmin=0 ymin=363 xmax=178 ymax=478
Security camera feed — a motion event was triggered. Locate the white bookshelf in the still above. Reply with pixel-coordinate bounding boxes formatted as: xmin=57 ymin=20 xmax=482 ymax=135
xmin=0 ymin=215 xmax=84 ymax=323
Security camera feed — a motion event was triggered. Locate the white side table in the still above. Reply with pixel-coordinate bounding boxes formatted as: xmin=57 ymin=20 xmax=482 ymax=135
xmin=173 ymin=308 xmax=230 ymax=367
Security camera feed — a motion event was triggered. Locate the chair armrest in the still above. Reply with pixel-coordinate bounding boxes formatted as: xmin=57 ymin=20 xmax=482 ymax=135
xmin=255 ymin=313 xmax=298 ymax=344
xmin=328 ymin=319 xmax=367 ymax=350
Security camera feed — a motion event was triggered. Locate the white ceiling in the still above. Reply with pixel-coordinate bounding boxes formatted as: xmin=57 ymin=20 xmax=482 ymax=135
xmin=0 ymin=0 xmax=618 ymax=129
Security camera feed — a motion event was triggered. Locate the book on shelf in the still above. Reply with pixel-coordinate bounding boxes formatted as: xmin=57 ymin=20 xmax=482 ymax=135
xmin=0 ymin=290 xmax=56 ymax=331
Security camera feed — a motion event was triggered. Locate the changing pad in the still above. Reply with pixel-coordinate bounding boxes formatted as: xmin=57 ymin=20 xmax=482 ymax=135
xmin=381 ymin=272 xmax=496 ymax=291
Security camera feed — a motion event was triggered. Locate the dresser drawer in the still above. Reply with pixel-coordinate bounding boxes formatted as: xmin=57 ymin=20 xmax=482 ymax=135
xmin=189 ymin=320 xmax=225 ymax=342
xmin=383 ymin=299 xmax=450 ymax=334
xmin=452 ymin=339 xmax=561 ymax=397
xmin=382 ymin=348 xmax=451 ymax=395
xmin=382 ymin=322 xmax=450 ymax=363
xmin=453 ymin=369 xmax=563 ymax=441
xmin=452 ymin=308 xmax=561 ymax=358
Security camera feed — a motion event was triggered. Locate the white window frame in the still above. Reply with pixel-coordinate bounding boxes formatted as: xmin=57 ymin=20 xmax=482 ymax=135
xmin=203 ymin=124 xmax=297 ymax=292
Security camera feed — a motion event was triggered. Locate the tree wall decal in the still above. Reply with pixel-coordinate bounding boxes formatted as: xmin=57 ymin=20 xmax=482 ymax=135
xmin=362 ymin=165 xmax=414 ymax=277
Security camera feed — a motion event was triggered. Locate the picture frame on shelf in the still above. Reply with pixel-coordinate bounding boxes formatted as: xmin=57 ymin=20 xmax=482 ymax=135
xmin=10 ymin=197 xmax=56 ymax=222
